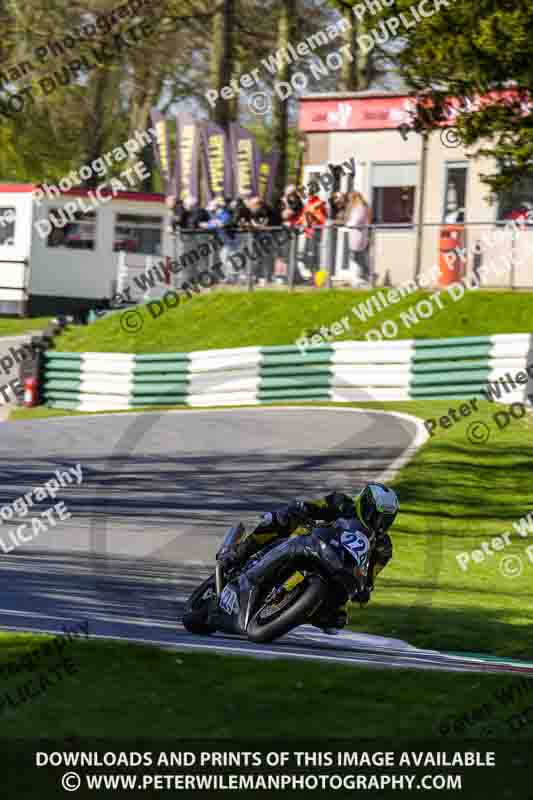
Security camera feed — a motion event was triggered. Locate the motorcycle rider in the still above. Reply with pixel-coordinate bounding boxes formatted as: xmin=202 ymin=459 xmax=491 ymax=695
xmin=217 ymin=483 xmax=398 ymax=633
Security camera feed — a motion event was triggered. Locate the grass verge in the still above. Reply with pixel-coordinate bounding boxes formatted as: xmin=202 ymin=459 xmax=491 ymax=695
xmin=52 ymin=289 xmax=533 ymax=353
xmin=0 ymin=316 xmax=52 ymax=337
xmin=0 ymin=632 xmax=530 ymax=740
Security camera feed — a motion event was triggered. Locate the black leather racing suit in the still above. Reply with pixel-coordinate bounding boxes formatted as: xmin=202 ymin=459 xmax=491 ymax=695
xmin=226 ymin=492 xmax=393 ymax=629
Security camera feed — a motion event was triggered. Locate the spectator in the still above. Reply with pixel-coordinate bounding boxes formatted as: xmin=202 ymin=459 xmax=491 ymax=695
xmin=281 ymin=185 xmax=304 ymax=227
xmin=207 ymin=197 xmax=242 ymax=283
xmin=303 ymin=182 xmax=327 ymax=223
xmin=329 ymin=192 xmax=347 ymax=223
xmin=248 ymin=196 xmax=281 ymax=227
xmin=185 ymin=196 xmax=210 ymax=228
xmin=229 ymin=197 xmax=252 ymax=228
xmin=345 ymin=191 xmax=372 ymax=287
xmin=302 ymin=182 xmax=328 ymax=237
xmin=167 ymin=195 xmax=209 ymax=230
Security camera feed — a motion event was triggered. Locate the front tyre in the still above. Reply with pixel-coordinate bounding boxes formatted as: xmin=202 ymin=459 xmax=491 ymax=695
xmin=182 ymin=575 xmax=217 ymax=635
xmin=247 ymin=575 xmax=326 ymax=644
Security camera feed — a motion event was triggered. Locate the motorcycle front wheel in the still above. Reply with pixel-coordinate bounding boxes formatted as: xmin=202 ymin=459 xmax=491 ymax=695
xmin=247 ymin=575 xmax=326 ymax=644
xmin=182 ymin=575 xmax=217 ymax=635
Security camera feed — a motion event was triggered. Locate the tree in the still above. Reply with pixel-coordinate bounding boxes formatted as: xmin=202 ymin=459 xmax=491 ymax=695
xmin=327 ymin=0 xmax=389 ymax=91
xmin=348 ymin=0 xmax=533 ymax=193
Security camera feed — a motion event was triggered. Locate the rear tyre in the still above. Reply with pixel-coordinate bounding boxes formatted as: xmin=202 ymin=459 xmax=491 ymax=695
xmin=182 ymin=575 xmax=217 ymax=635
xmin=247 ymin=575 xmax=326 ymax=644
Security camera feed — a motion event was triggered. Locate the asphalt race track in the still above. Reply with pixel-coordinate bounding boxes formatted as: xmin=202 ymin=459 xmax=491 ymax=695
xmin=0 ymin=406 xmax=531 ymax=675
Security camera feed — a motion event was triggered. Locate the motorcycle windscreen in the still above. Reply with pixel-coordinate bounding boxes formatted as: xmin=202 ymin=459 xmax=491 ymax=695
xmin=218 ymin=522 xmax=245 ymax=555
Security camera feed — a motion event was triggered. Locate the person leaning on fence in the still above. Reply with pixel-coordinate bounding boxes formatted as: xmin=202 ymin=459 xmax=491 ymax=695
xmin=345 ymin=191 xmax=372 ymax=288
xmin=166 ymin=195 xmax=208 ymax=231
xmin=281 ymin=185 xmax=304 ymax=227
xmin=329 ymin=192 xmax=347 ymax=223
xmin=300 ymin=183 xmax=328 ymax=278
xmin=229 ymin=197 xmax=252 ymax=228
xmin=274 ymin=186 xmax=303 ymax=282
xmin=206 ymin=198 xmax=244 ymax=284
xmin=248 ymin=196 xmax=282 ymax=228
xmin=302 ymin=183 xmax=328 ymax=237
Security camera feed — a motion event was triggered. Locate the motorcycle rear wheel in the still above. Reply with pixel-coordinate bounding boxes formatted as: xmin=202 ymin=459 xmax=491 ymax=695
xmin=182 ymin=575 xmax=217 ymax=635
xmin=247 ymin=575 xmax=325 ymax=644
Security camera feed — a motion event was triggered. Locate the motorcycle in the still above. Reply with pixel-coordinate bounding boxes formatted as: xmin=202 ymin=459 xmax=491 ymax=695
xmin=182 ymin=517 xmax=373 ymax=644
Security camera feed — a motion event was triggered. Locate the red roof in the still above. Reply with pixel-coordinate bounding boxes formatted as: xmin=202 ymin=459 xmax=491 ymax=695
xmin=0 ymin=183 xmax=166 ymax=203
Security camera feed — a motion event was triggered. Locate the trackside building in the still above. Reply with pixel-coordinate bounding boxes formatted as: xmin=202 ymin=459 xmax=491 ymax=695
xmin=298 ymin=91 xmax=533 ymax=289
xmin=0 ymin=184 xmax=168 ymax=315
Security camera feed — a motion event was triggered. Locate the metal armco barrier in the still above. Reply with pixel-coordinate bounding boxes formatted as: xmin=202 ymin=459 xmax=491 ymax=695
xmin=42 ymin=333 xmax=533 ymax=412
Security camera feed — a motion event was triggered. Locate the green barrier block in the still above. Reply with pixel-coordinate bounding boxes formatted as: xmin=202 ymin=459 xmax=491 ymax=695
xmin=43 ymin=369 xmax=83 ymax=380
xmin=409 ymin=384 xmax=488 ymax=398
xmin=132 ymin=383 xmax=188 ymax=396
xmin=258 ymin=388 xmax=331 ymax=400
xmin=261 ymin=353 xmax=332 ymax=368
xmin=260 ymin=376 xmax=332 ymax=390
xmin=412 ymin=344 xmax=492 ymax=362
xmin=133 ymin=364 xmax=190 ymax=376
xmin=261 ymin=366 xmax=332 ymax=378
xmin=44 ymin=379 xmax=82 ymax=391
xmin=135 ymin=354 xmax=190 ymax=363
xmin=44 ymin=350 xmax=83 ymax=363
xmin=44 ymin=391 xmax=81 ymax=402
xmin=261 ymin=345 xmax=333 ymax=355
xmin=411 ymin=359 xmax=492 ymax=374
xmin=410 ymin=369 xmax=491 ymax=387
xmin=414 ymin=335 xmax=493 ymax=348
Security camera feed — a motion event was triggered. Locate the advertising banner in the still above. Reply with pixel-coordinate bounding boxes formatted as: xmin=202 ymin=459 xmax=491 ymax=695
xmin=150 ymin=109 xmax=173 ymax=194
xmin=229 ymin=123 xmax=258 ymax=199
xmin=200 ymin=123 xmax=234 ymax=201
xmin=175 ymin=113 xmax=201 ymax=204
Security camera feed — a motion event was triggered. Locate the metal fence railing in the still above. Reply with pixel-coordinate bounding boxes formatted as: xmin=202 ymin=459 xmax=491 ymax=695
xmin=117 ymin=221 xmax=533 ymax=299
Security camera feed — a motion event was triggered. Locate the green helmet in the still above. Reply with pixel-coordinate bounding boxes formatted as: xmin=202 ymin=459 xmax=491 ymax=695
xmin=355 ymin=483 xmax=399 ymax=534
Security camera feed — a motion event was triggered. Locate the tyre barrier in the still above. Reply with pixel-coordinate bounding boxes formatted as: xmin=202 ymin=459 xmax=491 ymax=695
xmin=41 ymin=333 xmax=533 ymax=412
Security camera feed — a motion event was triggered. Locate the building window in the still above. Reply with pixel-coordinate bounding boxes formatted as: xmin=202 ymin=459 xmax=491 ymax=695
xmin=443 ymin=163 xmax=468 ymax=223
xmin=0 ymin=207 xmax=16 ymax=247
xmin=113 ymin=214 xmax=163 ymax=255
xmin=46 ymin=209 xmax=97 ymax=250
xmin=371 ymin=162 xmax=418 ymax=226
xmin=498 ymin=174 xmax=533 ymax=224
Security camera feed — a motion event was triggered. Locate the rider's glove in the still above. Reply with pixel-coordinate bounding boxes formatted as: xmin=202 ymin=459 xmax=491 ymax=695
xmin=216 ymin=546 xmax=239 ymax=571
xmin=287 ymin=500 xmax=312 ymax=523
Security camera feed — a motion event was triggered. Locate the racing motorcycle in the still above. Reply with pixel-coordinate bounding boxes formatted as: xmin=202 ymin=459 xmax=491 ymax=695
xmin=182 ymin=518 xmax=373 ymax=644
